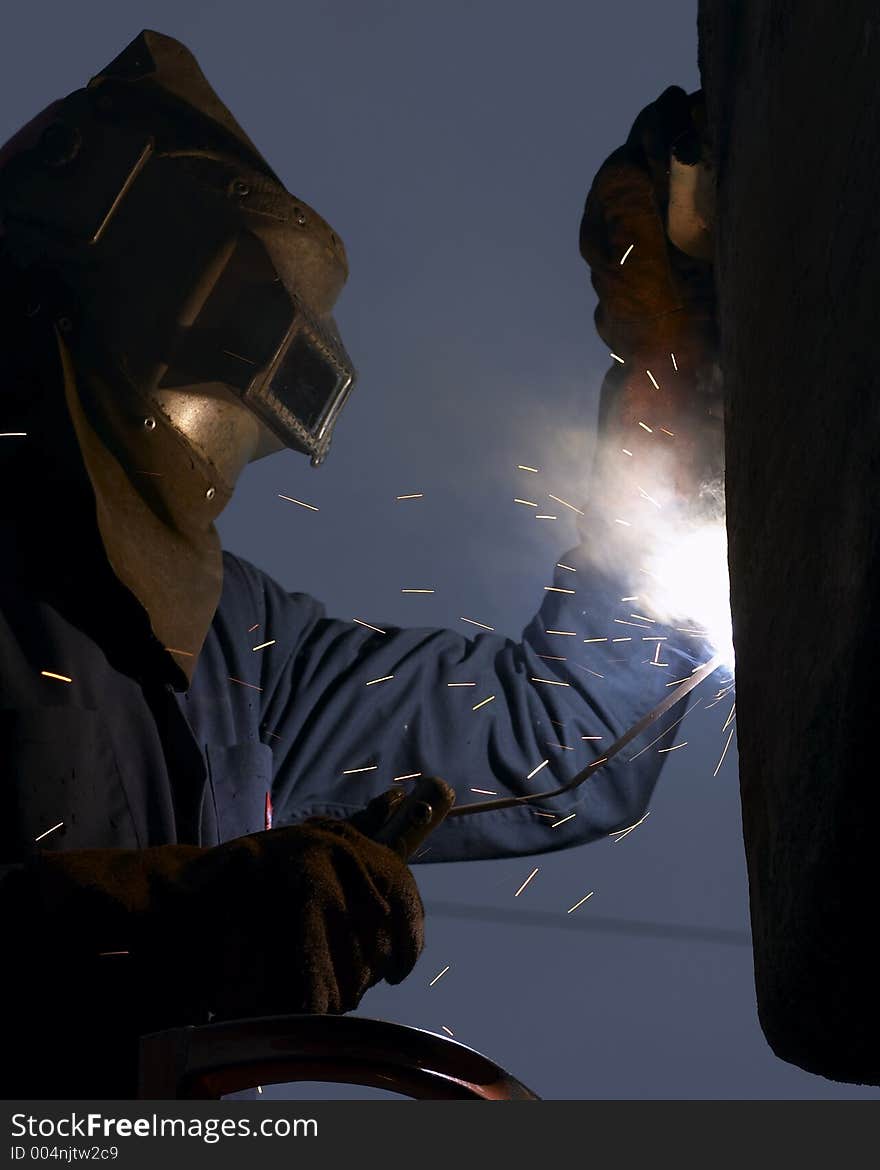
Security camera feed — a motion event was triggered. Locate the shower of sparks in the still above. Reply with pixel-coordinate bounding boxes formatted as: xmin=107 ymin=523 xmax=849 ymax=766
xmin=277 ymin=494 xmax=319 ymax=511
xmin=365 ymin=675 xmax=394 ymax=686
xmin=396 ymin=493 xmax=424 ymax=500
xmin=611 ymin=811 xmax=651 ymax=843
xmin=228 ymin=677 xmax=263 ymax=691
xmin=518 ymin=465 xmax=540 ymax=473
xmin=461 ymin=617 xmax=495 ymax=631
xmin=441 ymin=1025 xmax=455 ymax=1038
xmin=252 ymin=639 xmax=276 ymax=651
xmin=722 ymin=702 xmax=736 ymax=733
xmin=622 ymin=448 xmax=633 ymax=457
xmin=658 ymin=742 xmax=688 ymax=753
xmin=646 ymin=369 xmax=660 ymax=390
xmin=447 ymin=681 xmax=477 ymax=687
xmin=610 ymin=353 xmax=625 ymax=364
xmin=567 ymin=891 xmax=594 ymax=913
xmin=551 ymin=812 xmax=576 ymax=828
xmin=248 ymin=623 xmax=260 ymax=633
xmin=535 ymin=514 xmax=557 ymax=520
xmin=342 ymin=764 xmax=379 ymax=775
xmin=526 ymin=759 xmax=550 ymax=780
xmin=671 ymin=352 xmax=678 ymax=371
xmin=472 ymin=695 xmax=496 ymax=710
xmin=429 ymin=965 xmax=450 ymax=987
xmin=556 ymin=563 xmax=577 ymax=572
xmin=544 ymin=586 xmax=576 ymax=595
xmin=394 ymin=772 xmax=422 ymax=781
xmin=548 ymin=493 xmax=585 ymax=516
xmin=514 ymin=498 xmax=538 ymax=507
xmin=531 ymin=677 xmax=571 ymax=687
xmin=40 ymin=671 xmax=72 ymax=683
xmin=620 ymin=243 xmax=634 ymax=265
xmin=353 ymin=618 xmax=387 ymax=634
xmin=546 ymin=629 xmax=577 ymax=636
xmin=401 ymin=588 xmax=435 ymax=594
xmin=471 ymin=788 xmax=498 ymax=795
xmin=628 ymin=699 xmax=702 ymax=761
xmin=514 ymin=867 xmax=540 ymax=896
xmin=713 ymin=728 xmax=736 ymax=777
xmin=34 ymin=821 xmax=64 ymax=842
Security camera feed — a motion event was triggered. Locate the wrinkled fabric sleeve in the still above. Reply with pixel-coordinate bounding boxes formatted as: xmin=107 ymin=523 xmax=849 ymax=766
xmin=226 ymin=550 xmax=706 ymax=863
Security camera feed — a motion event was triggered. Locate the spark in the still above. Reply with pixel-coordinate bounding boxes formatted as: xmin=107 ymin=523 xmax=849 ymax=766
xmin=441 ymin=1025 xmax=455 ymax=1038
xmin=429 ymin=965 xmax=450 ymax=987
xmin=659 ymin=742 xmax=689 ymax=753
xmin=247 ymin=623 xmax=260 ymax=633
xmin=531 ymin=677 xmax=571 ymax=687
xmin=551 ymin=812 xmax=576 ymax=828
xmin=548 ymin=493 xmax=585 ymax=516
xmin=614 ymin=619 xmax=651 ymax=629
xmin=671 ymin=352 xmax=678 ymax=371
xmin=537 ymin=654 xmax=567 ymax=661
xmin=614 ymin=518 xmax=632 ymax=527
xmin=526 ymin=759 xmax=549 ymax=780
xmin=514 ymin=867 xmax=540 ymax=896
xmin=365 ymin=674 xmax=394 ymax=686
xmin=556 ymin=562 xmax=577 ymax=572
xmin=99 ymin=951 xmax=130 ymax=957
xmin=514 ymin=498 xmax=538 ymax=507
xmin=574 ymin=664 xmax=605 ymax=678
xmin=472 ymin=695 xmax=496 ymax=710
xmin=659 ymin=427 xmax=675 ymax=437
xmin=647 ymin=369 xmax=660 ymax=390
xmin=638 ymin=488 xmax=662 ymax=509
xmin=622 ymin=448 xmax=634 ymax=457
xmin=228 ymin=677 xmax=263 ymax=691
xmin=611 ymin=637 xmax=631 ymax=642
xmin=461 ymin=617 xmax=494 ymax=631
xmin=652 ymin=642 xmax=662 ymax=665
xmin=713 ymin=728 xmax=736 ymax=777
xmin=610 ymin=353 xmax=625 ymax=364
xmin=622 ymin=596 xmax=638 ymax=602
xmin=722 ymin=701 xmax=737 ymax=733
xmin=630 ymin=612 xmax=655 ymax=624
xmin=447 ymin=681 xmax=477 ymax=687
xmin=166 ymin=647 xmax=194 ymax=658
xmin=343 ymin=764 xmax=379 ymax=775
xmin=257 ymin=1086 xmax=263 ymax=1095
xmin=34 ymin=821 xmax=64 ymax=842
xmin=628 ymin=699 xmax=702 ymax=761
xmin=567 ymin=891 xmax=594 ymax=913
xmin=252 ymin=639 xmax=276 ymax=651
xmin=518 ymin=465 xmax=540 ymax=473
xmin=535 ymin=514 xmax=557 ymax=520
xmin=583 ymin=637 xmax=608 ymax=643
xmin=401 ymin=588 xmax=435 ymax=593
xmin=611 ymin=811 xmax=651 ymax=842
xmin=0 ymin=431 xmax=27 ymax=437
xmin=620 ymin=243 xmax=634 ymax=265
xmin=638 ymin=421 xmax=653 ymax=433
xmin=394 ymin=771 xmax=422 ymax=781
xmin=353 ymin=618 xmax=387 ymax=634
xmin=547 ymin=741 xmax=574 ymax=751
xmin=545 ymin=629 xmax=577 ymax=636
xmin=277 ymin=494 xmax=319 ymax=511
xmin=396 ymin=493 xmax=424 ymax=500
xmin=470 ymin=788 xmax=498 ymax=795
xmin=581 ymin=735 xmax=603 ymax=741
xmin=40 ymin=670 xmax=72 ymax=683
xmin=642 ymin=636 xmax=667 ymax=641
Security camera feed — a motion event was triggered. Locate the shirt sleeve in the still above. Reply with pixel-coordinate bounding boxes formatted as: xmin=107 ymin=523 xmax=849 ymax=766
xmin=232 ymin=546 xmax=708 ymax=863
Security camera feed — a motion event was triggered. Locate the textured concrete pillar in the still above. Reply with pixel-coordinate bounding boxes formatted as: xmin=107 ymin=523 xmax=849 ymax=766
xmin=699 ymin=2 xmax=880 ymax=1082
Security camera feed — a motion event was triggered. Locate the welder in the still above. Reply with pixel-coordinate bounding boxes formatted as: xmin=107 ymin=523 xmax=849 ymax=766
xmin=0 ymin=31 xmax=720 ymax=1097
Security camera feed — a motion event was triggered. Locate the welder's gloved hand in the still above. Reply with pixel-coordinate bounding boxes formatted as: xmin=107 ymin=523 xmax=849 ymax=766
xmin=10 ymin=789 xmax=424 ymax=1027
xmin=580 ymin=85 xmax=722 ymax=513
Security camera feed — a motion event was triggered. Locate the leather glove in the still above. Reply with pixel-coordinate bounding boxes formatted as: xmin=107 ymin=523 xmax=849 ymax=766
xmin=580 ymin=86 xmax=722 ymax=512
xmin=5 ymin=789 xmax=424 ymax=1028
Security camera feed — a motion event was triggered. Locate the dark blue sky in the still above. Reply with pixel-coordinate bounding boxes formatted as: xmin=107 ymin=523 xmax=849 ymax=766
xmin=3 ymin=0 xmax=876 ymax=1099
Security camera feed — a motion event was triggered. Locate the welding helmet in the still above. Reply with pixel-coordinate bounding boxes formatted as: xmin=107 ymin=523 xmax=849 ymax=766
xmin=0 ymin=29 xmax=355 ymax=473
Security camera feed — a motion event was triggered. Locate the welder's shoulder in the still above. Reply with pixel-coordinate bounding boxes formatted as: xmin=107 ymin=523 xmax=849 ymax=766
xmin=218 ymin=551 xmax=327 ymax=636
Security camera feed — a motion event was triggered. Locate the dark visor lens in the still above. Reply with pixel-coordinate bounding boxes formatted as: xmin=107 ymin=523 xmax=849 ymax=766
xmin=269 ymin=331 xmax=346 ymax=433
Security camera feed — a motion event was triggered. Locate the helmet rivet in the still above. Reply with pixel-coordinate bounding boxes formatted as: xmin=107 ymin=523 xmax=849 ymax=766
xmin=232 ymin=180 xmax=250 ymax=197
xmin=296 ymin=213 xmax=307 ymax=226
xmin=143 ymin=417 xmax=157 ymax=431
xmin=205 ymin=487 xmax=216 ymax=501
